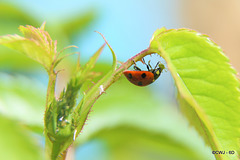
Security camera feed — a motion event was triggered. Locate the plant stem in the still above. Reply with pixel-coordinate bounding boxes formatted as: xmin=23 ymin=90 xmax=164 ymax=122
xmin=78 ymin=47 xmax=155 ymax=132
xmin=45 ymin=67 xmax=57 ymax=160
xmin=46 ymin=70 xmax=57 ymax=108
xmin=45 ymin=47 xmax=155 ymax=159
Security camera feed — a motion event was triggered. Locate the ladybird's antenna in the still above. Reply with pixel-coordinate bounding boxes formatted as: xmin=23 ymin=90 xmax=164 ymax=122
xmin=154 ymin=62 xmax=160 ymax=69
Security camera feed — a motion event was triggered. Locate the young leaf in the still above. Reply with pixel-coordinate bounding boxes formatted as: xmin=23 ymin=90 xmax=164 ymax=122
xmin=0 ymin=24 xmax=57 ymax=72
xmin=73 ymin=32 xmax=117 ymax=134
xmin=45 ymin=34 xmax=118 ymax=159
xmin=150 ymin=29 xmax=240 ymax=160
xmin=44 ymin=44 xmax=106 ymax=159
xmin=78 ymin=43 xmax=106 ymax=83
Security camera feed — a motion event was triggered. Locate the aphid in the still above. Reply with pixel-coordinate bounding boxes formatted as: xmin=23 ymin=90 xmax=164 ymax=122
xmin=123 ymin=59 xmax=165 ymax=86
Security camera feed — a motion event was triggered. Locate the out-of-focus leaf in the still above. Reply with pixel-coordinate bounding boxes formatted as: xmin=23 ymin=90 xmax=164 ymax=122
xmin=0 ymin=3 xmax=43 ymax=71
xmin=150 ymin=28 xmax=240 ymax=160
xmin=75 ymin=77 xmax=213 ymax=160
xmin=0 ymin=115 xmax=43 ymax=160
xmin=0 ymin=73 xmax=45 ymax=133
xmin=84 ymin=126 xmax=208 ymax=160
xmin=61 ymin=10 xmax=96 ymax=37
xmin=0 ymin=47 xmax=44 ymax=71
xmin=0 ymin=3 xmax=39 ymax=35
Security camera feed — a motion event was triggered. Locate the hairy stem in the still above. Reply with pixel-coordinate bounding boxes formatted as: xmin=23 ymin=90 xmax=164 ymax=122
xmin=115 ymin=48 xmax=155 ymax=74
xmin=79 ymin=48 xmax=155 ymax=133
xmin=45 ymin=47 xmax=155 ymax=159
xmin=61 ymin=150 xmax=67 ymax=160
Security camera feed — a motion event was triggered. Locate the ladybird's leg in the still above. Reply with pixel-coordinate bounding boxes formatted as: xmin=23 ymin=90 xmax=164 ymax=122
xmin=134 ymin=65 xmax=141 ymax=71
xmin=140 ymin=58 xmax=150 ymax=71
xmin=148 ymin=60 xmax=153 ymax=70
xmin=142 ymin=58 xmax=147 ymax=64
xmin=146 ymin=63 xmax=150 ymax=71
xmin=133 ymin=60 xmax=141 ymax=71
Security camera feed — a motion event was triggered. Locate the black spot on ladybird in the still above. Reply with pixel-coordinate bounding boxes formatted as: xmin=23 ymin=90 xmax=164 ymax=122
xmin=138 ymin=81 xmax=143 ymax=86
xmin=128 ymin=73 xmax=132 ymax=79
xmin=141 ymin=73 xmax=146 ymax=78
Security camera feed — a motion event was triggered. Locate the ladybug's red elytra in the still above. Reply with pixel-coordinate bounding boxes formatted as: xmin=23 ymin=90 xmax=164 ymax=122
xmin=123 ymin=59 xmax=165 ymax=86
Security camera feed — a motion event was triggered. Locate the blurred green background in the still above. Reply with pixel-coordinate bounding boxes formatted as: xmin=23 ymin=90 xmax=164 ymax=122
xmin=1 ymin=0 xmax=239 ymax=159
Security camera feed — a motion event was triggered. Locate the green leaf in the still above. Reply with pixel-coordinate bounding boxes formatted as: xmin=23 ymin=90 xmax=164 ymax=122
xmin=0 ymin=24 xmax=57 ymax=71
xmin=149 ymin=27 xmax=166 ymax=45
xmin=150 ymin=29 xmax=240 ymax=160
xmin=0 ymin=115 xmax=43 ymax=160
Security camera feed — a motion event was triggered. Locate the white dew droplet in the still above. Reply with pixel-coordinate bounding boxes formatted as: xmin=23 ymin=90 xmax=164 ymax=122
xmin=99 ymin=85 xmax=105 ymax=94
xmin=59 ymin=116 xmax=64 ymax=121
xmin=73 ymin=129 xmax=77 ymax=141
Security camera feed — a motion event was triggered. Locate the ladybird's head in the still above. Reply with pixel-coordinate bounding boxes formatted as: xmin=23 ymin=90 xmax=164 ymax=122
xmin=158 ymin=63 xmax=165 ymax=71
xmin=152 ymin=63 xmax=165 ymax=80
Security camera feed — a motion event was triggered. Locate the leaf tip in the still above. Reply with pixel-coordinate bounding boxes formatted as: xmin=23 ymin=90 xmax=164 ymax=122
xmin=95 ymin=31 xmax=117 ymax=69
xmin=150 ymin=27 xmax=167 ymax=42
xmin=40 ymin=21 xmax=46 ymax=30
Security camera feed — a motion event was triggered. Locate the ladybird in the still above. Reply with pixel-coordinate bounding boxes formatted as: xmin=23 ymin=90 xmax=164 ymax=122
xmin=123 ymin=59 xmax=165 ymax=86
